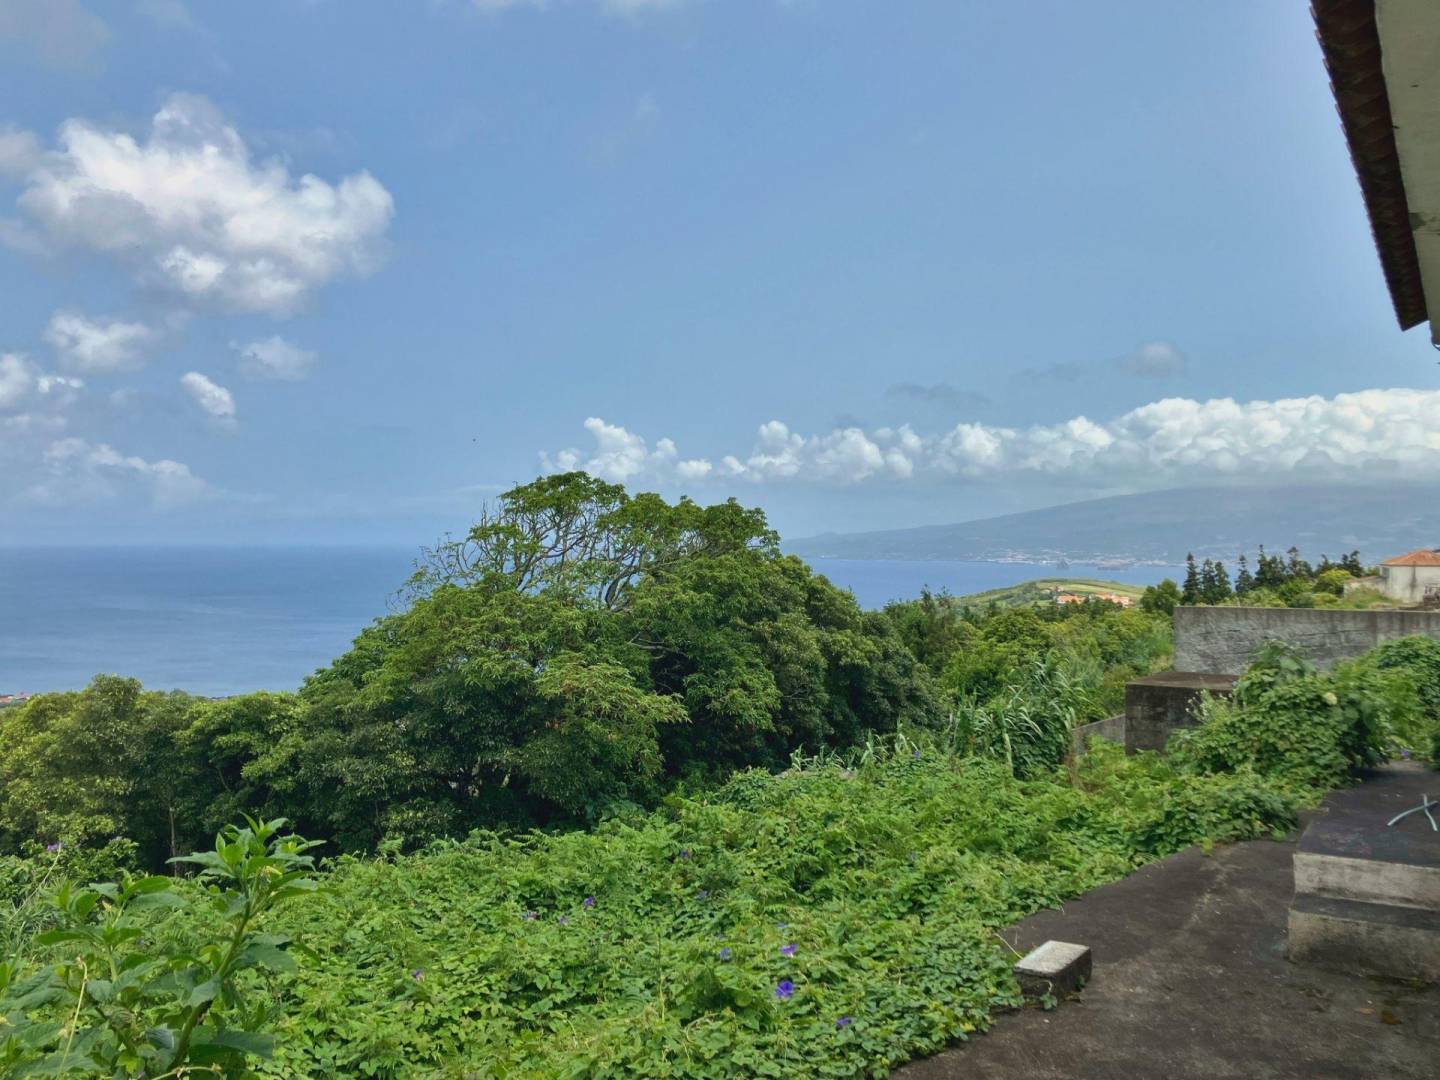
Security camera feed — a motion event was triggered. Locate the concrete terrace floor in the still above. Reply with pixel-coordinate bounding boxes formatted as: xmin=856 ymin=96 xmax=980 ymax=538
xmin=897 ymin=769 xmax=1440 ymax=1080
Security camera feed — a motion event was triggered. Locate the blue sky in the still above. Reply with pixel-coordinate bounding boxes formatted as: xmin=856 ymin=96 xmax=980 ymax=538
xmin=0 ymin=0 xmax=1436 ymax=547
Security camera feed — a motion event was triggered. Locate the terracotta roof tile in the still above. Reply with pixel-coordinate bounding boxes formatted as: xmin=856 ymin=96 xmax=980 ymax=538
xmin=1382 ymin=549 xmax=1440 ymax=567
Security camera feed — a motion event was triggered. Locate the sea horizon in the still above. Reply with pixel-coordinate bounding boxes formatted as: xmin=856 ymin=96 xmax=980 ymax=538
xmin=0 ymin=545 xmax=1174 ymax=698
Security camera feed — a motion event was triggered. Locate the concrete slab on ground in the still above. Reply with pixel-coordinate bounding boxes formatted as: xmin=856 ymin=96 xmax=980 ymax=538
xmin=895 ymin=786 xmax=1440 ymax=1080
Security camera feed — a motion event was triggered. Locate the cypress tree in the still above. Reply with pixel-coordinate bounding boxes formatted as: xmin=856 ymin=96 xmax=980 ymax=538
xmin=1211 ymin=559 xmax=1233 ymax=602
xmin=1234 ymin=553 xmax=1253 ymax=593
xmin=1182 ymin=553 xmax=1201 ymax=605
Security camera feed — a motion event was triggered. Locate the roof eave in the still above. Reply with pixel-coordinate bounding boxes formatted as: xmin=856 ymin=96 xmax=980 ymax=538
xmin=1312 ymin=0 xmax=1429 ymax=333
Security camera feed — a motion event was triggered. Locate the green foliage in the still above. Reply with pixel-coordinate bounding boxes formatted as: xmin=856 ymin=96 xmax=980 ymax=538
xmin=0 ymin=745 xmax=1299 ymax=1080
xmin=1170 ymin=643 xmax=1411 ymax=789
xmin=1139 ymin=578 xmax=1180 ymax=616
xmin=6 ymin=629 xmax=1437 ymax=1076
xmin=0 ymin=678 xmax=203 ymax=870
xmin=1172 ymin=545 xmax=1371 ymax=610
xmin=0 ymin=841 xmax=139 ymax=960
xmin=0 ymin=818 xmax=318 ymax=1077
xmin=1354 ymin=636 xmax=1440 ymax=759
xmin=244 ymin=476 xmax=940 ymax=850
xmin=947 ymin=656 xmax=1091 ymax=778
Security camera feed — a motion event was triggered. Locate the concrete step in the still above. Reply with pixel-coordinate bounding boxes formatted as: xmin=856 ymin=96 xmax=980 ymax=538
xmin=1294 ymin=850 xmax=1440 ymax=910
xmin=1292 ymin=762 xmax=1440 ymax=909
xmin=1288 ymin=893 xmax=1440 ymax=981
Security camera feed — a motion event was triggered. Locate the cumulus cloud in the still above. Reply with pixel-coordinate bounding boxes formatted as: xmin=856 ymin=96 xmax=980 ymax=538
xmin=180 ymin=371 xmax=236 ymax=426
xmin=540 ymin=417 xmax=712 ymax=482
xmin=44 ymin=311 xmax=155 ymax=374
xmin=21 ymin=437 xmax=206 ymax=507
xmin=233 ymin=335 xmax=317 ymax=380
xmin=4 ymin=93 xmax=394 ymax=314
xmin=0 ymin=0 xmax=110 ymax=73
xmin=540 ymin=388 xmax=1440 ymax=488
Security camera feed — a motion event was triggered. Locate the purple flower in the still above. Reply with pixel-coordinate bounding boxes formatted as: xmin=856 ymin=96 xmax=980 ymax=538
xmin=411 ymin=969 xmax=424 ymax=981
xmin=1401 ymin=748 xmax=1411 ymax=759
xmin=678 ymin=849 xmax=692 ymax=860
xmin=583 ymin=896 xmax=595 ymax=908
xmin=696 ymin=889 xmax=709 ymax=900
xmin=45 ymin=842 xmax=61 ymax=853
xmin=718 ymin=947 xmax=733 ymax=962
xmin=836 ymin=1016 xmax=853 ymax=1029
xmin=780 ymin=943 xmax=797 ymax=957
xmin=774 ymin=980 xmax=795 ymax=1001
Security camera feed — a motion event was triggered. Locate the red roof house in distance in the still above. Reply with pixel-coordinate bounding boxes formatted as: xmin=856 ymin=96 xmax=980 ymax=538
xmin=1379 ymin=549 xmax=1440 ymax=603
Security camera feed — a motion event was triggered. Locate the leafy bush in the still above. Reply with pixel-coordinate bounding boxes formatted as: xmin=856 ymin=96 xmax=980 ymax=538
xmin=1170 ymin=643 xmax=1410 ymax=788
xmin=0 ymin=819 xmax=318 ymax=1077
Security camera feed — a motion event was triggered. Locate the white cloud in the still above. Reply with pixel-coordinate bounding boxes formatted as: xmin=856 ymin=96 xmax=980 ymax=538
xmin=0 ymin=352 xmax=34 ymax=410
xmin=180 ymin=371 xmax=236 ymax=426
xmin=5 ymin=93 xmax=394 ymax=314
xmin=0 ymin=0 xmax=110 ymax=73
xmin=44 ymin=310 xmax=155 ymax=374
xmin=541 ymin=417 xmax=711 ymax=482
xmin=22 ymin=437 xmax=206 ymax=507
xmin=540 ymin=388 xmax=1440 ymax=488
xmin=233 ymin=335 xmax=317 ymax=380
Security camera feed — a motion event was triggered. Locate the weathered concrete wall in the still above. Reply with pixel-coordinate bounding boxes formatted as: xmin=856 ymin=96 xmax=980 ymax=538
xmin=1071 ymin=714 xmax=1125 ymax=757
xmin=1124 ymin=672 xmax=1237 ymax=753
xmin=1173 ymin=606 xmax=1440 ymax=675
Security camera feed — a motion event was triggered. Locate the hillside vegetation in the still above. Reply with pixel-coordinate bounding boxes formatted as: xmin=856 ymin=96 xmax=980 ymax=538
xmin=1 ymin=477 xmax=1438 ymax=1077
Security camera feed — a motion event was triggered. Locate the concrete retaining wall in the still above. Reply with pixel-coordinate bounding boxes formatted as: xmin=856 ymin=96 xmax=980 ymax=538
xmin=1071 ymin=714 xmax=1126 ymax=757
xmin=1173 ymin=606 xmax=1440 ymax=675
xmin=1124 ymin=672 xmax=1237 ymax=753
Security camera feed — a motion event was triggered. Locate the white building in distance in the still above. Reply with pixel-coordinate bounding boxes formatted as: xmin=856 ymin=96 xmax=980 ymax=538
xmin=1378 ymin=550 xmax=1440 ymax=604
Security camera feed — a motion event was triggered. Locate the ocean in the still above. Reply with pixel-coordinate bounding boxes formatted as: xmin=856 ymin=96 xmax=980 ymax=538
xmin=0 ymin=547 xmax=1173 ymax=697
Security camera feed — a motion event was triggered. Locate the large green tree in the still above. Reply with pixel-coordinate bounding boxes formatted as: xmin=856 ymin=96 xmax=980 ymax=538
xmin=252 ymin=474 xmax=938 ymax=849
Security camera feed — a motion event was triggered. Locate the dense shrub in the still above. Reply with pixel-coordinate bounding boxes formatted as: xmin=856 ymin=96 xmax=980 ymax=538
xmin=0 ymin=746 xmax=1304 ymax=1079
xmin=1169 ymin=643 xmax=1411 ymax=788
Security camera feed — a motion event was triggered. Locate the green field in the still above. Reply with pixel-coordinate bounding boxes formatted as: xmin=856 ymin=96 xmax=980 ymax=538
xmin=949 ymin=578 xmax=1147 ymax=609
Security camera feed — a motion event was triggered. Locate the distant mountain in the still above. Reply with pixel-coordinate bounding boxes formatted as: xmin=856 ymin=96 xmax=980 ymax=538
xmin=787 ymin=485 xmax=1440 ymax=566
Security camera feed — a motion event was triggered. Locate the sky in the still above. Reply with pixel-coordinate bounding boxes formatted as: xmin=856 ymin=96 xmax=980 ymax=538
xmin=0 ymin=0 xmax=1437 ymax=547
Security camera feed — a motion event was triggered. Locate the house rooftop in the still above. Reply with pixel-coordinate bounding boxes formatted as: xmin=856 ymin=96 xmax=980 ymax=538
xmin=1313 ymin=0 xmax=1440 ymax=345
xmin=1382 ymin=549 xmax=1440 ymax=567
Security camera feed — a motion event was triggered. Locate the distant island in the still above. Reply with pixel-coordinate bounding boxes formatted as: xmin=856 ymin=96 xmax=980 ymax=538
xmin=787 ymin=484 xmax=1440 ymax=565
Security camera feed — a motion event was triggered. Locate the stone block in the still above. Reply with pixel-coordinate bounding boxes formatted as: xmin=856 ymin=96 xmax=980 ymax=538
xmin=1013 ymin=940 xmax=1092 ymax=998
